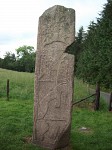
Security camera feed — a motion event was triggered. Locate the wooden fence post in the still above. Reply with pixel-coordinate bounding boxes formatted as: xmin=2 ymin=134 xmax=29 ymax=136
xmin=109 ymin=92 xmax=112 ymax=111
xmin=7 ymin=79 xmax=9 ymax=100
xmin=94 ymin=83 xmax=100 ymax=110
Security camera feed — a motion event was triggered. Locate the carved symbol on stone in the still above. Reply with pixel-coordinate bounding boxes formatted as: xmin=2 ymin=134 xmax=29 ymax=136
xmin=33 ymin=5 xmax=75 ymax=149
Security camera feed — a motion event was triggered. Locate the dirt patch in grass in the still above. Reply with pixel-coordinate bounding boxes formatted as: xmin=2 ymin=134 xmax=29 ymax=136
xmin=22 ymin=136 xmax=32 ymax=144
xmin=78 ymin=127 xmax=93 ymax=134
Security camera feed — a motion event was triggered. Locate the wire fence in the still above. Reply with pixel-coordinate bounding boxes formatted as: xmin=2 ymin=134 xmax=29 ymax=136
xmin=72 ymin=83 xmax=100 ymax=111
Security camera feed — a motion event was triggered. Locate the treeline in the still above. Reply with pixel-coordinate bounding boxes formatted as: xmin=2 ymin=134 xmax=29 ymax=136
xmin=73 ymin=0 xmax=112 ymax=89
xmin=0 ymin=45 xmax=36 ymax=72
xmin=0 ymin=1 xmax=111 ymax=89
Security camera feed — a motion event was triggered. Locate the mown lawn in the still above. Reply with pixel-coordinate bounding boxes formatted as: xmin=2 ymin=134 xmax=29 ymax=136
xmin=0 ymin=68 xmax=112 ymax=150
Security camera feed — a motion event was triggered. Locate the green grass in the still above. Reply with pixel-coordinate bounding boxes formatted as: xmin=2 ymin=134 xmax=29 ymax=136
xmin=74 ymin=79 xmax=91 ymax=100
xmin=0 ymin=68 xmax=34 ymax=100
xmin=0 ymin=68 xmax=112 ymax=150
xmin=0 ymin=99 xmax=44 ymax=150
xmin=71 ymin=108 xmax=112 ymax=150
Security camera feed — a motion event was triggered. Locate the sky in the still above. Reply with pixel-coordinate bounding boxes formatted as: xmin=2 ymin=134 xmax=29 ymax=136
xmin=0 ymin=0 xmax=107 ymax=58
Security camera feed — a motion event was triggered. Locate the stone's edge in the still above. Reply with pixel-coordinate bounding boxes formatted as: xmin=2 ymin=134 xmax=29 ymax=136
xmin=40 ymin=5 xmax=75 ymax=18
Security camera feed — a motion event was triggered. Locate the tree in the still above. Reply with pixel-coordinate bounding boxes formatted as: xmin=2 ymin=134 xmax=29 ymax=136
xmin=1 ymin=45 xmax=36 ymax=73
xmin=76 ymin=0 xmax=112 ymax=89
xmin=0 ymin=58 xmax=3 ymax=68
xmin=66 ymin=26 xmax=85 ymax=72
xmin=16 ymin=45 xmax=36 ymax=72
xmin=2 ymin=52 xmax=16 ymax=70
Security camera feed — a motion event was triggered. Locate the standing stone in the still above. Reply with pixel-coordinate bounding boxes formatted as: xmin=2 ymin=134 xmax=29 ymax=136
xmin=33 ymin=5 xmax=75 ymax=149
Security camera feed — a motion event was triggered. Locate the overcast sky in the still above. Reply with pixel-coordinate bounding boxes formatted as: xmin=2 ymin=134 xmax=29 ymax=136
xmin=0 ymin=0 xmax=107 ymax=58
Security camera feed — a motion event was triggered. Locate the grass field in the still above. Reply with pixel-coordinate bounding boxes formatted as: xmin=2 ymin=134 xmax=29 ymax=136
xmin=0 ymin=68 xmax=34 ymax=100
xmin=0 ymin=68 xmax=112 ymax=150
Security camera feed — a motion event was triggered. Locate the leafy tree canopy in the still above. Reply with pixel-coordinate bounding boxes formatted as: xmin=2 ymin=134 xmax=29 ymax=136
xmin=0 ymin=45 xmax=36 ymax=73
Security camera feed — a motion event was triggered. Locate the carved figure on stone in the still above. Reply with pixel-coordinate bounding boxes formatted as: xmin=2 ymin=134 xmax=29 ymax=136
xmin=33 ymin=5 xmax=75 ymax=149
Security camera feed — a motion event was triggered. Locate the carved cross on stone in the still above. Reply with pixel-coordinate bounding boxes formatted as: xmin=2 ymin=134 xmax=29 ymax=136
xmin=33 ymin=5 xmax=75 ymax=149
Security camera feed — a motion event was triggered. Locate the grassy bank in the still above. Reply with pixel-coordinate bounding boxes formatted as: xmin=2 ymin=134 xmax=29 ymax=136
xmin=0 ymin=68 xmax=112 ymax=150
xmin=0 ymin=68 xmax=34 ymax=100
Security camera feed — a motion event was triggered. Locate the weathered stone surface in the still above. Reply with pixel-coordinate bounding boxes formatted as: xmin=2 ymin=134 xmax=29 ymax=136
xmin=33 ymin=5 xmax=75 ymax=149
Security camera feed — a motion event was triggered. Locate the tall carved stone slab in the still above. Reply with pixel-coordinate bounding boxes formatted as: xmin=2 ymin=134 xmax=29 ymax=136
xmin=33 ymin=5 xmax=75 ymax=149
